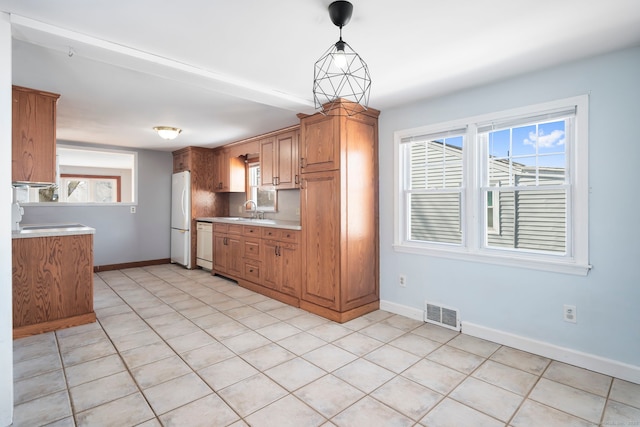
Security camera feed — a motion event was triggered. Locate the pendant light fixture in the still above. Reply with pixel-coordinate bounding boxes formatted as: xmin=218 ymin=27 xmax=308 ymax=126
xmin=153 ymin=126 xmax=182 ymax=140
xmin=313 ymin=0 xmax=371 ymax=116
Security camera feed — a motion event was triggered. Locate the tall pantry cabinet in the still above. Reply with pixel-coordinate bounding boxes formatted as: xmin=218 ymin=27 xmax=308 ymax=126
xmin=298 ymin=101 xmax=380 ymax=322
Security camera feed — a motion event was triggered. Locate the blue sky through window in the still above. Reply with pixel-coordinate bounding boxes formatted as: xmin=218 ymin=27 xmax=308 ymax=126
xmin=488 ymin=120 xmax=566 ymax=168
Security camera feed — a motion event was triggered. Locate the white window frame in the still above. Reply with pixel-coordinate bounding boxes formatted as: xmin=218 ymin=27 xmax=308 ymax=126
xmin=486 ymin=185 xmax=500 ymax=235
xmin=393 ymin=96 xmax=590 ymax=275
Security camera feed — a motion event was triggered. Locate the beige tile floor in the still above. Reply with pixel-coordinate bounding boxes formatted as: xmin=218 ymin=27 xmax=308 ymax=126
xmin=11 ymin=264 xmax=640 ymax=427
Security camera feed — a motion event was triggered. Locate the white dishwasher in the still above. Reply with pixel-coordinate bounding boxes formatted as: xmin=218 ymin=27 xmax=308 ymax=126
xmin=196 ymin=221 xmax=213 ymax=270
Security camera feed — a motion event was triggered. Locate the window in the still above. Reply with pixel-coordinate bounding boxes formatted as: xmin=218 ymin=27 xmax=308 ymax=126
xmin=395 ymin=96 xmax=590 ymax=275
xmin=59 ymin=174 xmax=121 ymax=203
xmin=245 ymin=158 xmax=277 ymax=212
xmin=19 ymin=145 xmax=136 ymax=205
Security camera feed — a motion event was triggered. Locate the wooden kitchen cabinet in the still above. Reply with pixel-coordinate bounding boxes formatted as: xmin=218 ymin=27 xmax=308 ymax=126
xmin=212 ymin=147 xmax=245 ymax=192
xmin=299 ymin=100 xmax=380 ymax=322
xmin=212 ymin=223 xmax=243 ymax=277
xmin=172 ymin=149 xmax=191 ymax=173
xmin=299 ymin=113 xmax=340 ymax=174
xmin=261 ymin=228 xmax=300 ymax=297
xmin=242 ymin=224 xmax=262 ymax=282
xmin=260 ymin=130 xmax=299 ymax=189
xmin=172 ymin=146 xmax=228 ymax=269
xmin=12 ymin=233 xmax=95 ymax=338
xmin=12 ymin=85 xmax=60 ymax=184
xmin=211 ymin=222 xmax=301 ymax=306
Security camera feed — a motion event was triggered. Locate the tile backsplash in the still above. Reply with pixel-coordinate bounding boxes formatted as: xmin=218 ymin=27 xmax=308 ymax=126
xmin=229 ymin=190 xmax=300 ymax=222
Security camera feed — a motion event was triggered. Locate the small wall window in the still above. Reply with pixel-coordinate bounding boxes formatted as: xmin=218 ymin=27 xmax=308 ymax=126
xmin=246 ymin=158 xmax=277 ymax=212
xmin=18 ymin=145 xmax=136 ymax=205
xmin=59 ymin=174 xmax=121 ymax=203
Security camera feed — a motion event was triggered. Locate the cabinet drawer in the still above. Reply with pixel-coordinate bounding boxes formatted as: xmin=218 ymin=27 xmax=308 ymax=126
xmin=213 ymin=223 xmax=228 ymax=233
xmin=243 ymin=225 xmax=261 ymax=237
xmin=261 ymin=227 xmax=278 ymax=240
xmin=244 ymin=239 xmax=260 ymax=259
xmin=278 ymin=229 xmax=299 ymax=243
xmin=228 ymin=224 xmax=243 ymax=234
xmin=244 ymin=261 xmax=261 ymax=281
xmin=261 ymin=227 xmax=299 ymax=243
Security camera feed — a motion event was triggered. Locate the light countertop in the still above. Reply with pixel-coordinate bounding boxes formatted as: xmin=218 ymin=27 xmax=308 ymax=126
xmin=12 ymin=223 xmax=96 ymax=239
xmin=196 ymin=217 xmax=301 ymax=231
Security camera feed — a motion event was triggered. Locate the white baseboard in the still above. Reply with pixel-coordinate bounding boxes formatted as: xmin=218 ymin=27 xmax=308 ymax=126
xmin=380 ymin=300 xmax=424 ymax=321
xmin=380 ymin=299 xmax=640 ymax=385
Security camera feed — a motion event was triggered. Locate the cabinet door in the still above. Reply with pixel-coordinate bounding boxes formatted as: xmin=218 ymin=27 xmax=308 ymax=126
xmin=300 ymin=115 xmax=339 ymax=174
xmin=227 ymin=235 xmax=243 ymax=277
xmin=279 ymin=243 xmax=300 ymax=297
xmin=261 ymin=240 xmax=280 ymax=290
xmin=212 ymin=149 xmax=226 ymax=192
xmin=275 ymin=131 xmax=299 ymax=189
xmin=12 ymin=87 xmax=59 ymax=183
xmin=213 ymin=233 xmax=228 ymax=272
xmin=213 ymin=148 xmax=245 ymax=192
xmin=300 ymin=170 xmax=341 ymax=309
xmin=259 ymin=137 xmax=276 ymax=187
xmin=173 ymin=150 xmax=190 ymax=173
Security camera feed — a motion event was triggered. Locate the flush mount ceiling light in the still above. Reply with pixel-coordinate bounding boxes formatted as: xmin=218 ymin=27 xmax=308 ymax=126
xmin=313 ymin=0 xmax=371 ymax=116
xmin=153 ymin=126 xmax=182 ymax=140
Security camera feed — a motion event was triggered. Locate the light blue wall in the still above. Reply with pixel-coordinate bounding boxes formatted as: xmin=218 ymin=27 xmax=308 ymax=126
xmin=21 ymin=142 xmax=173 ymax=266
xmin=378 ymin=46 xmax=640 ymax=367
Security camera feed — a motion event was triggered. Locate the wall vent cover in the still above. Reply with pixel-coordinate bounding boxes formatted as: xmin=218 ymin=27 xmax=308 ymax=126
xmin=424 ymin=302 xmax=461 ymax=331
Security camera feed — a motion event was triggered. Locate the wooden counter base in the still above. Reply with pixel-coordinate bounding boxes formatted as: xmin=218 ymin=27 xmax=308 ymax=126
xmin=216 ymin=272 xmax=380 ymax=323
xmin=13 ymin=313 xmax=96 ymax=339
xmin=299 ymin=300 xmax=380 ymax=323
xmin=12 ymin=233 xmax=95 ymax=339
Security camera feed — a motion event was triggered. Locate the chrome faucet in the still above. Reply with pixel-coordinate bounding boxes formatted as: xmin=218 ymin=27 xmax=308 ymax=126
xmin=244 ymin=200 xmax=257 ymax=218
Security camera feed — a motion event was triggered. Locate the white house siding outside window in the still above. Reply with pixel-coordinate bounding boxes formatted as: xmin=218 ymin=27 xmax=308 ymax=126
xmin=394 ymin=96 xmax=590 ymax=275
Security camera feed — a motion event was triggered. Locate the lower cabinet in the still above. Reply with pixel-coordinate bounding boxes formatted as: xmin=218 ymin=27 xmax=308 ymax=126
xmin=12 ymin=233 xmax=95 ymax=339
xmin=212 ymin=224 xmax=301 ymax=306
xmin=212 ymin=223 xmax=243 ymax=278
xmin=261 ymin=227 xmax=300 ymax=298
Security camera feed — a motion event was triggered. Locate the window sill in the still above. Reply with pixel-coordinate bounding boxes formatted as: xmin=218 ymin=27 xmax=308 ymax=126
xmin=392 ymin=243 xmax=591 ymax=276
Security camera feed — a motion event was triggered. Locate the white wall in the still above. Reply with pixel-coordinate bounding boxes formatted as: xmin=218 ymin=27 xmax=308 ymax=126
xmin=0 ymin=12 xmax=13 ymax=427
xmin=378 ymin=46 xmax=640 ymax=382
xmin=22 ymin=142 xmax=173 ymax=266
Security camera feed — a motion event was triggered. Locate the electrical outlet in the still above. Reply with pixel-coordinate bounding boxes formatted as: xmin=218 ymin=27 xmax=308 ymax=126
xmin=296 ymin=207 xmax=300 ymax=216
xmin=238 ymin=205 xmax=243 ymax=214
xmin=130 ymin=206 xmax=136 ymax=214
xmin=399 ymin=274 xmax=407 ymax=287
xmin=563 ymin=304 xmax=577 ymax=323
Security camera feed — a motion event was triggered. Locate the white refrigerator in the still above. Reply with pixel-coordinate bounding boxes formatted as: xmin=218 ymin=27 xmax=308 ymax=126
xmin=171 ymin=171 xmax=191 ymax=267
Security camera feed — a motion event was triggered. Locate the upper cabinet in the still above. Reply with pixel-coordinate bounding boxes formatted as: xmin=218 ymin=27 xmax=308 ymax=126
xmin=12 ymin=85 xmax=60 ymax=184
xmin=299 ymin=115 xmax=340 ymax=174
xmin=212 ymin=147 xmax=245 ymax=192
xmin=260 ymin=129 xmax=299 ymax=189
xmin=172 ymin=149 xmax=191 ymax=173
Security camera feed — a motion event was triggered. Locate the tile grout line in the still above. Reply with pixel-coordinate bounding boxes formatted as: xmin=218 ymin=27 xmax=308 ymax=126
xmin=98 ymin=269 xmax=245 ymax=425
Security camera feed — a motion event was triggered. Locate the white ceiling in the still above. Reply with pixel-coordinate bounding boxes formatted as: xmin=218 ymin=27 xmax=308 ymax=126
xmin=2 ymin=0 xmax=640 ymax=152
